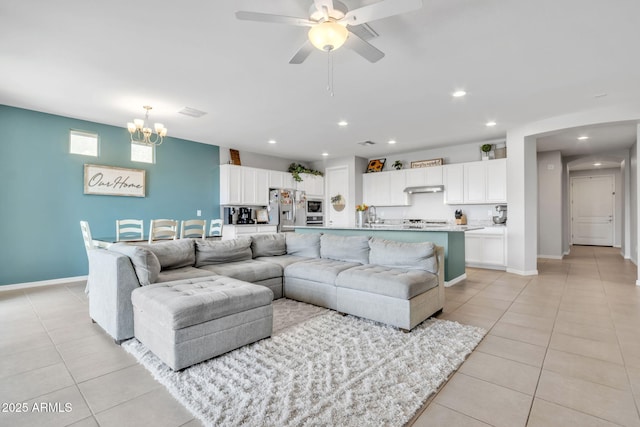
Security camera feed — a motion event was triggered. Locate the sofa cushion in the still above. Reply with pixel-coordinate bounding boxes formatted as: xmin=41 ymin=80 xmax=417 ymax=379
xmin=285 ymin=258 xmax=361 ymax=285
xmin=369 ymin=238 xmax=437 ymax=274
xmin=320 ymin=234 xmax=370 ymax=264
xmin=286 ymin=233 xmax=321 ymax=258
xmin=198 ymin=260 xmax=282 ymax=283
xmin=251 ymin=234 xmax=286 ymax=257
xmin=143 ymin=239 xmax=195 ymax=270
xmin=156 ymin=266 xmax=215 ymax=283
xmin=131 ymin=276 xmax=273 ymax=330
xmin=195 ymin=237 xmax=252 ymax=267
xmin=109 ymin=243 xmax=161 ymax=286
xmin=255 ymin=255 xmax=310 ymax=269
xmin=335 ymin=265 xmax=438 ymax=299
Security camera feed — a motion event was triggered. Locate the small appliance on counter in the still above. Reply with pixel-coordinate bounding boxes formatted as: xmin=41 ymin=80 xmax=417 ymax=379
xmin=454 ymin=209 xmax=467 ymax=225
xmin=237 ymin=207 xmax=253 ymax=224
xmin=493 ymin=205 xmax=507 ymax=224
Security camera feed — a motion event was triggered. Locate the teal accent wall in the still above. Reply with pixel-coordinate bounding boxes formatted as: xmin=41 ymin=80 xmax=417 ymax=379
xmin=0 ymin=105 xmax=220 ymax=285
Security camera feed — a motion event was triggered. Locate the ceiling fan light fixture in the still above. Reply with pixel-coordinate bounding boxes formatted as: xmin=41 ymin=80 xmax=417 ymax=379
xmin=308 ymin=21 xmax=349 ymax=52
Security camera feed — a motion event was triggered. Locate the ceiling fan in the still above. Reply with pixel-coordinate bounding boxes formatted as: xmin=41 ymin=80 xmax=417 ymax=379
xmin=236 ymin=0 xmax=423 ymax=64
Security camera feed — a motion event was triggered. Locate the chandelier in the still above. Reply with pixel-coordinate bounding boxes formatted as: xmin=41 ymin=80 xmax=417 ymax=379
xmin=127 ymin=106 xmax=167 ymax=146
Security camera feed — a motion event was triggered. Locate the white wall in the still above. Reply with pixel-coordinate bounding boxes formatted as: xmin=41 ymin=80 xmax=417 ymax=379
xmin=219 ymin=146 xmax=298 ymax=171
xmin=537 ymin=151 xmax=563 ymax=258
xmin=632 ymin=139 xmax=638 ymax=266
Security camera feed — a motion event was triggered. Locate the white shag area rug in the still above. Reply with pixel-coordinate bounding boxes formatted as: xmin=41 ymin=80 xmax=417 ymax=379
xmin=123 ymin=299 xmax=485 ymax=427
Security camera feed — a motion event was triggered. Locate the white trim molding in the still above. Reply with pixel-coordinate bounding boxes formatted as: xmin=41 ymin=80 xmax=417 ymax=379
xmin=445 ymin=274 xmax=467 ymax=287
xmin=506 ymin=268 xmax=539 ymax=276
xmin=538 ymin=254 xmax=563 ymax=260
xmin=0 ymin=276 xmax=87 ymax=292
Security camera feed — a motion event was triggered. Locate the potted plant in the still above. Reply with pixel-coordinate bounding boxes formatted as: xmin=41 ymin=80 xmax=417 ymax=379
xmin=288 ymin=163 xmax=323 ymax=182
xmin=392 ymin=160 xmax=403 ymax=170
xmin=481 ymin=144 xmax=493 ymax=161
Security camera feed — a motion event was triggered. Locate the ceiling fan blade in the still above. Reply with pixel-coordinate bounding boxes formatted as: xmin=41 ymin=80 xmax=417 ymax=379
xmin=344 ymin=0 xmax=422 ymax=25
xmin=235 ymin=11 xmax=314 ymax=27
xmin=289 ymin=40 xmax=315 ymax=64
xmin=344 ymin=31 xmax=385 ymax=63
xmin=347 ymin=23 xmax=379 ymax=42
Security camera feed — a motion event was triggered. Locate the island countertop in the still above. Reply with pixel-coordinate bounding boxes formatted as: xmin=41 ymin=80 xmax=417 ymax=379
xmin=293 ymin=225 xmax=484 ymax=232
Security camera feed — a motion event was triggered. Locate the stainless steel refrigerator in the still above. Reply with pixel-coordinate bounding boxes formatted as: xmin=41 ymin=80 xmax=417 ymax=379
xmin=268 ymin=188 xmax=307 ymax=232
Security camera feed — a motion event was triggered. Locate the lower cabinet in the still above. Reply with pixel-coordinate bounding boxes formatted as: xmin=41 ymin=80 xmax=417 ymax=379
xmin=222 ymin=225 xmax=278 ymax=240
xmin=465 ymin=227 xmax=507 ymax=270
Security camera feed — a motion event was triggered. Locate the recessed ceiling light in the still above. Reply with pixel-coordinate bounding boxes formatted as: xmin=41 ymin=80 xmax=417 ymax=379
xmin=322 ymin=152 xmax=329 ymax=157
xmin=388 ymin=139 xmax=397 ymax=144
xmin=338 ymin=120 xmax=348 ymax=127
xmin=486 ymin=121 xmax=497 ymax=127
xmin=268 ymin=139 xmax=277 ymax=144
xmin=593 ymin=162 xmax=602 ymax=166
xmin=452 ymin=90 xmax=467 ymax=98
xmin=578 ymin=136 xmax=589 ymax=140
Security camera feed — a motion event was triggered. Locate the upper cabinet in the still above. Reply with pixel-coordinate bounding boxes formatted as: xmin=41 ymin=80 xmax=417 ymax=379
xmin=297 ymin=173 xmax=325 ymax=197
xmin=444 ymin=159 xmax=506 ymax=205
xmin=405 ymin=166 xmax=443 ymax=187
xmin=219 ymin=165 xmax=269 ymax=206
xmin=268 ymin=170 xmax=296 ymax=189
xmin=363 ymin=170 xmax=408 ymax=206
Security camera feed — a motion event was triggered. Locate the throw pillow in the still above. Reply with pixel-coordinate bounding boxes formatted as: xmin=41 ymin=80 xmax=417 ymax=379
xmin=109 ymin=243 xmax=161 ymax=286
xmin=195 ymin=237 xmax=252 ymax=266
xmin=285 ymin=233 xmax=321 ymax=258
xmin=251 ymin=233 xmax=286 ymax=257
xmin=144 ymin=239 xmax=196 ymax=270
xmin=369 ymin=238 xmax=437 ymax=273
xmin=320 ymin=234 xmax=370 ymax=264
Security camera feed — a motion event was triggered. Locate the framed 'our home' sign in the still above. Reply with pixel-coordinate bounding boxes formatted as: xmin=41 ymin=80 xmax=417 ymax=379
xmin=84 ymin=164 xmax=146 ymax=197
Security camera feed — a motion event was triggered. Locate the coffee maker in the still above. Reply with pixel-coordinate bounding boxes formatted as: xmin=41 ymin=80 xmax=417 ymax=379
xmin=237 ymin=207 xmax=253 ymax=224
xmin=493 ymin=205 xmax=507 ymax=224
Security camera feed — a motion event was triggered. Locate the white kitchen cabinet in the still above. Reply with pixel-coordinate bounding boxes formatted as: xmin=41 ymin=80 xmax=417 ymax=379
xmin=443 ymin=164 xmax=465 ymax=204
xmin=362 ymin=171 xmax=408 ymax=206
xmin=222 ymin=224 xmax=278 ymax=240
xmin=444 ymin=159 xmax=507 ymax=204
xmin=465 ymin=227 xmax=507 ymax=269
xmin=268 ymin=170 xmax=295 ymax=189
xmin=298 ymin=173 xmax=324 ymax=197
xmin=405 ymin=166 xmax=443 ymax=187
xmin=219 ymin=164 xmax=243 ymax=205
xmin=485 ymin=158 xmax=507 ymax=203
xmin=219 ymin=165 xmax=269 ymax=206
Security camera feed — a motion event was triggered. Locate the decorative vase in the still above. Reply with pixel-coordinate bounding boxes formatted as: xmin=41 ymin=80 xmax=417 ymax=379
xmin=357 ymin=211 xmax=364 ymax=227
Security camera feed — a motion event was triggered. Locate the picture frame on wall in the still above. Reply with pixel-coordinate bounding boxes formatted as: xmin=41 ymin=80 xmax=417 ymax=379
xmin=366 ymin=158 xmax=386 ymax=173
xmin=83 ymin=164 xmax=146 ymax=197
xmin=410 ymin=158 xmax=444 ymax=168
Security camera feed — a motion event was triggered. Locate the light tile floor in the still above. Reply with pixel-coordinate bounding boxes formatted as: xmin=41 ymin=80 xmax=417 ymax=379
xmin=1 ymin=245 xmax=639 ymax=426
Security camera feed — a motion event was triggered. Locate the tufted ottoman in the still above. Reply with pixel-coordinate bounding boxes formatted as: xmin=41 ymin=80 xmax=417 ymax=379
xmin=131 ymin=276 xmax=273 ymax=370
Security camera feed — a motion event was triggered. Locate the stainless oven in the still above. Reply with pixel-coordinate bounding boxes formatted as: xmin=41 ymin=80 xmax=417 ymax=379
xmin=306 ymin=198 xmax=324 ymax=226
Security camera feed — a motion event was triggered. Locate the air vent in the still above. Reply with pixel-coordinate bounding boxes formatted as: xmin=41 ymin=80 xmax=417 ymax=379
xmin=178 ymin=107 xmax=207 ymax=118
xmin=358 ymin=140 xmax=376 ymax=147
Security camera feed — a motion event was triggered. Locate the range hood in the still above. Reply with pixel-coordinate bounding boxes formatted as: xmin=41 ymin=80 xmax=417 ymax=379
xmin=403 ymin=185 xmax=445 ymax=194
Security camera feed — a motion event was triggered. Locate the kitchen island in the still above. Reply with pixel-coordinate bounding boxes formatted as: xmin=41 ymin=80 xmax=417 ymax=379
xmin=294 ymin=224 xmax=483 ymax=285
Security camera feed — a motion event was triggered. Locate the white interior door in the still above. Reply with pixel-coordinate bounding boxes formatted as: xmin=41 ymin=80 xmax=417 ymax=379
xmin=326 ymin=165 xmax=349 ymax=227
xmin=571 ymin=175 xmax=614 ymax=246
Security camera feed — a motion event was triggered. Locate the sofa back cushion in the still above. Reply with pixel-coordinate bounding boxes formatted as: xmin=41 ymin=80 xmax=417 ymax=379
xmin=320 ymin=234 xmax=370 ymax=264
xmin=285 ymin=233 xmax=321 ymax=258
xmin=251 ymin=233 xmax=286 ymax=257
xmin=369 ymin=238 xmax=437 ymax=273
xmin=145 ymin=239 xmax=196 ymax=270
xmin=195 ymin=237 xmax=252 ymax=267
xmin=109 ymin=243 xmax=161 ymax=286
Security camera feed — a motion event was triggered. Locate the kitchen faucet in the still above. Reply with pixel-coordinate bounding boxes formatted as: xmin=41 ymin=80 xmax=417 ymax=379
xmin=368 ymin=205 xmax=377 ymax=224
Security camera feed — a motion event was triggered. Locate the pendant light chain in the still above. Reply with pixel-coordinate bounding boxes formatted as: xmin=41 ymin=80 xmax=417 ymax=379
xmin=327 ymin=50 xmax=335 ymax=97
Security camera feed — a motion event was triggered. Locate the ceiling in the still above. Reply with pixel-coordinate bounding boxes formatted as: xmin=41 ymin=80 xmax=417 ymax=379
xmin=1 ymin=0 xmax=639 ymax=162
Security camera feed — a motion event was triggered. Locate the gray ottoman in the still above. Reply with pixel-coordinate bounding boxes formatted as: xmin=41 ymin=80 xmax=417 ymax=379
xmin=131 ymin=276 xmax=273 ymax=370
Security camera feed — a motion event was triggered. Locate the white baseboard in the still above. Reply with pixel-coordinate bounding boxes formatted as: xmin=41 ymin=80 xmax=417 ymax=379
xmin=636 ymin=279 xmax=640 ymax=287
xmin=445 ymin=274 xmax=467 ymax=287
xmin=564 ymin=249 xmax=570 ymax=256
xmin=506 ymin=268 xmax=539 ymax=276
xmin=0 ymin=276 xmax=87 ymax=292
xmin=537 ymin=255 xmax=563 ymax=260
xmin=614 ymin=245 xmax=621 ymax=248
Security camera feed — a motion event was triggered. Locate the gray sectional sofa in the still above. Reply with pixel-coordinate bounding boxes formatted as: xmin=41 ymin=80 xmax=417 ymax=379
xmin=88 ymin=233 xmax=445 ymax=350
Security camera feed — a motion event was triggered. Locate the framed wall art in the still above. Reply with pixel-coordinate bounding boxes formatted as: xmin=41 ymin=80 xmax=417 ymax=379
xmin=366 ymin=158 xmax=386 ymax=173
xmin=84 ymin=164 xmax=146 ymax=197
xmin=410 ymin=158 xmax=444 ymax=168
